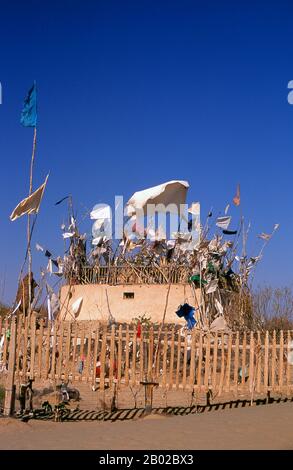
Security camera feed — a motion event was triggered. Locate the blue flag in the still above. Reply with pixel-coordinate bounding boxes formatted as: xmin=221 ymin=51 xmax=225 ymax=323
xmin=20 ymin=82 xmax=37 ymax=127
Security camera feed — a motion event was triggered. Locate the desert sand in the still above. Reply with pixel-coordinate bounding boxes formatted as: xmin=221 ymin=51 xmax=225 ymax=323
xmin=0 ymin=402 xmax=293 ymax=450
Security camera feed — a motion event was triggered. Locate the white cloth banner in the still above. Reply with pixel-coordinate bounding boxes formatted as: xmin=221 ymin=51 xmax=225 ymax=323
xmin=126 ymin=180 xmax=189 ymax=216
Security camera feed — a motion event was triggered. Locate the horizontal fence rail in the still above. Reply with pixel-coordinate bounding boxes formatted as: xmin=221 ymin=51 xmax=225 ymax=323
xmin=1 ymin=316 xmax=293 ymax=401
xmin=77 ymin=265 xmax=191 ymax=285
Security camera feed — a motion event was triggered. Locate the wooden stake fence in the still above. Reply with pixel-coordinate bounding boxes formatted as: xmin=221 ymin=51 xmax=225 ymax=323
xmin=1 ymin=316 xmax=293 ymax=413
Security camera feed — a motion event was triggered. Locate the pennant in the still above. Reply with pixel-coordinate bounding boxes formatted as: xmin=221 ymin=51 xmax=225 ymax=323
xmin=223 ymin=229 xmax=237 ymax=235
xmin=9 ymin=300 xmax=21 ymax=318
xmin=51 ymin=259 xmax=59 ymax=268
xmin=10 ymin=174 xmax=49 ymax=221
xmin=216 ymin=216 xmax=231 ymax=230
xmin=20 ymin=82 xmax=37 ymax=127
xmin=55 ymin=196 xmax=70 ymax=206
xmin=258 ymin=232 xmax=271 ymax=241
xmin=62 ymin=232 xmax=75 ymax=239
xmin=44 ymin=248 xmax=58 ymax=268
xmin=71 ymin=297 xmax=83 ymax=316
xmin=233 ymin=184 xmax=240 ymax=206
xmin=92 ymin=235 xmax=109 ymax=246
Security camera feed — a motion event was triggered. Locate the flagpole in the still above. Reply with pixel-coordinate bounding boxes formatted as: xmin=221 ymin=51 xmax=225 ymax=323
xmin=27 ymin=126 xmax=37 ymax=317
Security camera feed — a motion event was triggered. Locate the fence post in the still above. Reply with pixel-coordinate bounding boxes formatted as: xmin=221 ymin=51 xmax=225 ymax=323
xmin=168 ymin=326 xmax=175 ymax=390
xmin=264 ymin=331 xmax=269 ymax=394
xmin=204 ymin=334 xmax=211 ymax=393
xmin=196 ymin=333 xmax=203 ymax=400
xmin=279 ymin=330 xmax=284 ymax=393
xmin=140 ymin=327 xmax=158 ymax=412
xmin=29 ymin=314 xmax=36 ymax=380
xmin=3 ymin=318 xmax=17 ymax=416
xmin=249 ymin=331 xmax=255 ymax=404
xmin=212 ymin=333 xmax=218 ymax=393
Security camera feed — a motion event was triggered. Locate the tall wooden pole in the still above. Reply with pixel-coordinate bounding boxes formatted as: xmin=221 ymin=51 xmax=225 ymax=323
xmin=27 ymin=127 xmax=37 ymax=317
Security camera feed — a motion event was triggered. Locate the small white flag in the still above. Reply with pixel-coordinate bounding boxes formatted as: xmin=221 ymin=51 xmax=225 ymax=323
xmin=216 ymin=216 xmax=231 ymax=230
xmin=62 ymin=232 xmax=75 ymax=239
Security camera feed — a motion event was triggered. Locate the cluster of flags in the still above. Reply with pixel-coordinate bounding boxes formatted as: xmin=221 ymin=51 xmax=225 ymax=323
xmin=10 ymin=85 xmax=279 ymax=257
xmin=215 ymin=184 xmax=279 ymax=242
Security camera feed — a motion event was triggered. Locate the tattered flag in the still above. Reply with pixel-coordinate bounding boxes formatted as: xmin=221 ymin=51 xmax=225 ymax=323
xmin=62 ymin=232 xmax=75 ymax=239
xmin=10 ymin=175 xmax=49 ymax=221
xmin=126 ymin=180 xmax=189 ymax=216
xmin=216 ymin=216 xmax=231 ymax=230
xmin=258 ymin=232 xmax=271 ymax=241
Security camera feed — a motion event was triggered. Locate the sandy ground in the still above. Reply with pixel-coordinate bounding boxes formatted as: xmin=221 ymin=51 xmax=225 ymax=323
xmin=0 ymin=402 xmax=293 ymax=450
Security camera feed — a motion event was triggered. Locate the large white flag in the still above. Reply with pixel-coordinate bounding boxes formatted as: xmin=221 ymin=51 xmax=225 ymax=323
xmin=10 ymin=174 xmax=49 ymax=221
xmin=126 ymin=180 xmax=189 ymax=216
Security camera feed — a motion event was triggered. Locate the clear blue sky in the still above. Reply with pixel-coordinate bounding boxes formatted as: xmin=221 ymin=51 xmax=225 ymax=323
xmin=0 ymin=0 xmax=293 ymax=303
